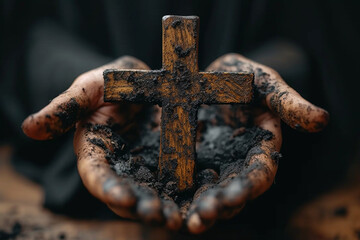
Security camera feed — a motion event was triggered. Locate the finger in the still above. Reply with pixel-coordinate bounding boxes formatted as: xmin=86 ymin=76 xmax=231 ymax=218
xmin=195 ymin=188 xmax=221 ymax=220
xmin=186 ymin=186 xmax=218 ymax=234
xmin=263 ymin=73 xmax=329 ymax=133
xmin=186 ymin=184 xmax=245 ymax=233
xmin=135 ymin=184 xmax=164 ymax=223
xmin=161 ymin=195 xmax=182 ymax=230
xmin=22 ymin=56 xmax=150 ymax=140
xmin=207 ymin=53 xmax=329 ymax=133
xmin=22 ymin=80 xmax=96 ymax=140
xmin=187 ymin=212 xmax=215 ymax=234
xmin=109 ymin=185 xmax=165 ymax=223
xmin=108 ymin=181 xmax=165 ymax=224
xmin=74 ymin=122 xmax=137 ymax=210
xmin=222 ymin=111 xmax=282 ymax=208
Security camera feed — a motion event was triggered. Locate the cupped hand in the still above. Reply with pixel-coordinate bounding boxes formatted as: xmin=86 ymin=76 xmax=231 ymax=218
xmin=183 ymin=53 xmax=329 ymax=234
xmin=22 ymin=56 xmax=182 ymax=230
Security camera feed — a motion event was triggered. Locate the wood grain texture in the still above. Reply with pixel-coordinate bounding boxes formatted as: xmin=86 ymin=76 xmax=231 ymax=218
xmin=159 ymin=105 xmax=196 ymax=191
xmin=104 ymin=69 xmax=162 ymax=104
xmin=103 ymin=15 xmax=254 ymax=192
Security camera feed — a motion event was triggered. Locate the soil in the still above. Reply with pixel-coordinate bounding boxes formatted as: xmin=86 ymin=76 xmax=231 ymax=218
xmin=91 ymin=105 xmax=278 ymax=206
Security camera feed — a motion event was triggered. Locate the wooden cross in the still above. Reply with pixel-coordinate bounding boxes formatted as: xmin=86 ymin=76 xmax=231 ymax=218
xmin=103 ymin=15 xmax=254 ymax=192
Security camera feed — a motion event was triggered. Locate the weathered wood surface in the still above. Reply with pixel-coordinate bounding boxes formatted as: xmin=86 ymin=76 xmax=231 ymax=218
xmin=104 ymin=15 xmax=254 ymax=192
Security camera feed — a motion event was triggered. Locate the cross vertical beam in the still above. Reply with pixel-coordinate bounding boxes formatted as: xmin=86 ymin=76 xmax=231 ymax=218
xmin=158 ymin=16 xmax=200 ymax=190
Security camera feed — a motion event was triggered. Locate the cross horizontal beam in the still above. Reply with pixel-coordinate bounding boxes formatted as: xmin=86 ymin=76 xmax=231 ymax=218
xmin=104 ymin=69 xmax=253 ymax=104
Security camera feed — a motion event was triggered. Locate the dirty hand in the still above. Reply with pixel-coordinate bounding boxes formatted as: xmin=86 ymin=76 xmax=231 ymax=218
xmin=22 ymin=56 xmax=182 ymax=230
xmin=22 ymin=53 xmax=329 ymax=234
xmin=184 ymin=53 xmax=329 ymax=233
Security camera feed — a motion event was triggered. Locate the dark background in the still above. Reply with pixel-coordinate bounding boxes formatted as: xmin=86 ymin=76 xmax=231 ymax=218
xmin=1 ymin=0 xmax=360 ymax=238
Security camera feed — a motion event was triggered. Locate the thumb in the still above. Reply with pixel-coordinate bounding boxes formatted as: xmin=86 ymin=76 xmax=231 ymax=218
xmin=22 ymin=73 xmax=103 ymax=140
xmin=22 ymin=56 xmax=152 ymax=140
xmin=263 ymin=72 xmax=329 ymax=132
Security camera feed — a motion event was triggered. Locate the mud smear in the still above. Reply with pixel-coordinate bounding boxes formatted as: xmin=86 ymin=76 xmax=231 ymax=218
xmin=42 ymin=97 xmax=85 ymax=139
xmin=54 ymin=97 xmax=81 ymax=131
